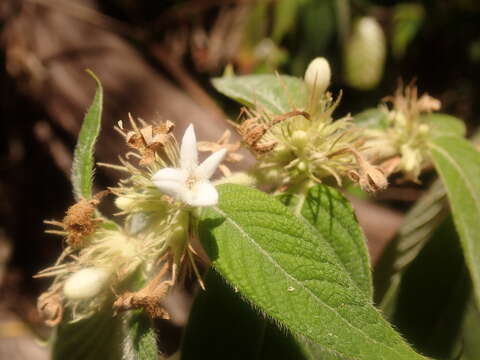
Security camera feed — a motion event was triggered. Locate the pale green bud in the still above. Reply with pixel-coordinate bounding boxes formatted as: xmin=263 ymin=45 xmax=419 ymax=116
xmin=63 ymin=267 xmax=110 ymax=301
xmin=215 ymin=172 xmax=257 ymax=187
xmin=291 ymin=130 xmax=308 ymax=149
xmin=115 ymin=196 xmax=135 ymax=211
xmin=297 ymin=161 xmax=307 ymax=172
xmin=344 ymin=17 xmax=386 ymax=90
xmin=304 ymin=57 xmax=331 ymax=95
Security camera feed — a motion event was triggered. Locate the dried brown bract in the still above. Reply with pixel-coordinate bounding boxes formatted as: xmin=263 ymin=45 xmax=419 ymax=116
xmin=37 ymin=290 xmax=63 ymax=327
xmin=113 ymin=263 xmax=171 ymax=319
xmin=383 ymin=81 xmax=441 ymax=120
xmin=45 ymin=190 xmax=109 ymax=249
xmin=123 ymin=114 xmax=175 ymax=166
xmin=237 ymin=116 xmax=273 ymax=153
xmin=348 ymin=149 xmax=388 ymax=193
xmin=235 ymin=108 xmax=311 ymax=155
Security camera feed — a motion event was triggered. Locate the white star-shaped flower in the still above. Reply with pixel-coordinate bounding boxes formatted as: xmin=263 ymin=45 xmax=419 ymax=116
xmin=152 ymin=124 xmax=227 ymax=206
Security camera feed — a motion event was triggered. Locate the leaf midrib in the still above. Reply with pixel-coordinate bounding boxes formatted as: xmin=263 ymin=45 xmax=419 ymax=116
xmin=288 ymin=193 xmax=372 ymax=298
xmin=211 ymin=205 xmax=408 ymax=359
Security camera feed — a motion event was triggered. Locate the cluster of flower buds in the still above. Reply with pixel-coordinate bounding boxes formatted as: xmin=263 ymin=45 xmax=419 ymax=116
xmin=235 ymin=57 xmax=387 ymax=193
xmin=361 ymin=83 xmax=441 ymax=181
xmin=37 ymin=119 xmax=229 ymax=324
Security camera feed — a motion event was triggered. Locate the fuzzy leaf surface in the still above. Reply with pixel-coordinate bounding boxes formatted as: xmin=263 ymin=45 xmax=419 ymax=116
xmin=52 ymin=308 xmax=123 ymax=360
xmin=212 ymin=74 xmax=307 ymax=115
xmin=422 ymin=113 xmax=466 ymax=139
xmin=280 ymin=184 xmax=372 ymax=299
xmin=181 ymin=270 xmax=307 ymax=360
xmin=374 ymin=179 xmax=449 ymax=312
xmin=71 ymin=71 xmax=103 ymax=200
xmin=429 ymin=136 xmax=480 ymax=307
xmin=125 ymin=311 xmax=158 ymax=360
xmin=199 ymin=184 xmax=426 ymax=360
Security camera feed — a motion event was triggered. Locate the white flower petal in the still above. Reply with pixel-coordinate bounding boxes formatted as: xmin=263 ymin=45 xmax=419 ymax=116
xmin=182 ymin=181 xmax=219 ymax=207
xmin=180 ymin=124 xmax=198 ymax=172
xmin=195 ymin=148 xmax=228 ymax=180
xmin=152 ymin=167 xmax=187 ymax=183
xmin=152 ymin=168 xmax=188 ymax=198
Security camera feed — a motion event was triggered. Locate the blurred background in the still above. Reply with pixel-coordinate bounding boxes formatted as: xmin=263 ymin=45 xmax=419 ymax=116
xmin=0 ymin=0 xmax=479 ymax=358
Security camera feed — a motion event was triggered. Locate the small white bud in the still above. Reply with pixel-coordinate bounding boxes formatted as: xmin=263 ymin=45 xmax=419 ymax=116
xmin=344 ymin=17 xmax=386 ymax=90
xmin=304 ymin=57 xmax=331 ymax=95
xmin=63 ymin=267 xmax=110 ymax=301
xmin=291 ymin=130 xmax=308 ymax=148
xmin=297 ymin=161 xmax=307 ymax=172
xmin=115 ymin=196 xmax=135 ymax=211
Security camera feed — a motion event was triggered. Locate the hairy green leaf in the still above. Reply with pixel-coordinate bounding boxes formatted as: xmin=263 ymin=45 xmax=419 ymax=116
xmin=125 ymin=311 xmax=158 ymax=360
xmin=374 ymin=179 xmax=449 ymax=312
xmin=181 ymin=270 xmax=307 ymax=360
xmin=52 ymin=308 xmax=123 ymax=360
xmin=429 ymin=136 xmax=480 ymax=307
xmin=389 ymin=217 xmax=470 ymax=359
xmin=422 ymin=113 xmax=466 ymax=139
xmin=280 ymin=184 xmax=372 ymax=299
xmin=212 ymin=74 xmax=307 ymax=115
xmin=71 ymin=70 xmax=103 ymax=201
xmin=199 ymin=184 xmax=426 ymax=360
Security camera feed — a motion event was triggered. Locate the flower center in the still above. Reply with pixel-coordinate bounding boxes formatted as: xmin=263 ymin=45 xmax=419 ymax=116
xmin=186 ymin=175 xmax=197 ymax=189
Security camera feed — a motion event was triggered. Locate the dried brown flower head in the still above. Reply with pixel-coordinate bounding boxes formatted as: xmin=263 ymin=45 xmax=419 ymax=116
xmin=45 ymin=190 xmax=109 ymax=249
xmin=122 ymin=114 xmax=175 ymax=166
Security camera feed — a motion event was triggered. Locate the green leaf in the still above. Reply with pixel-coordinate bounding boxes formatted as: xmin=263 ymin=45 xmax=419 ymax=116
xmin=212 ymin=74 xmax=308 ymax=115
xmin=199 ymin=184 xmax=426 ymax=360
xmin=353 ymin=108 xmax=389 ymax=130
xmin=272 ymin=0 xmax=303 ymax=42
xmin=392 ymin=4 xmax=425 ymax=59
xmin=457 ymin=298 xmax=480 ymax=360
xmin=429 ymin=136 xmax=480 ymax=307
xmin=280 ymin=184 xmax=372 ymax=299
xmin=71 ymin=70 xmax=103 ymax=201
xmin=389 ymin=217 xmax=470 ymax=359
xmin=422 ymin=113 xmax=466 ymax=139
xmin=52 ymin=308 xmax=124 ymax=360
xmin=125 ymin=311 xmax=158 ymax=360
xmin=181 ymin=270 xmax=307 ymax=360
xmin=374 ymin=179 xmax=449 ymax=312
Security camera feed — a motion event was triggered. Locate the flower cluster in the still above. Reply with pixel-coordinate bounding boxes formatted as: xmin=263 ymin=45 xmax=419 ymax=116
xmin=235 ymin=57 xmax=386 ymax=192
xmin=37 ymin=120 xmax=227 ymax=325
xmin=361 ymin=83 xmax=441 ymax=181
xmin=37 ymin=57 xmax=440 ymax=328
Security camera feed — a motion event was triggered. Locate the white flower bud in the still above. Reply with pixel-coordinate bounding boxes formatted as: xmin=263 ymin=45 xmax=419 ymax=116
xmin=344 ymin=17 xmax=386 ymax=90
xmin=115 ymin=196 xmax=135 ymax=211
xmin=63 ymin=267 xmax=110 ymax=301
xmin=304 ymin=57 xmax=331 ymax=95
